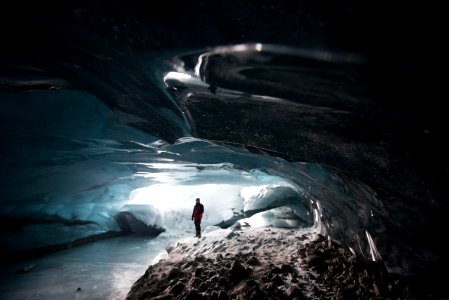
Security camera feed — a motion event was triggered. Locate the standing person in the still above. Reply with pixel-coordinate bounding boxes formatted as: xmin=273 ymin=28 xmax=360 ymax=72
xmin=192 ymin=198 xmax=204 ymax=238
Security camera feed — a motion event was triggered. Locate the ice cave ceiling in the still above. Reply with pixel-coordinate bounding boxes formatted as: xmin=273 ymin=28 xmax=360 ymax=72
xmin=1 ymin=0 xmax=443 ymax=201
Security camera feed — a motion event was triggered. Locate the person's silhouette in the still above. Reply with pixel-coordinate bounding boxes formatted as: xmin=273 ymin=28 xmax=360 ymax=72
xmin=192 ymin=198 xmax=204 ymax=238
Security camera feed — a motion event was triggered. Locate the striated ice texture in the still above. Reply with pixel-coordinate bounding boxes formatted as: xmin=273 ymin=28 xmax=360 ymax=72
xmin=0 ymin=90 xmax=420 ymax=276
xmin=0 ymin=43 xmax=438 ymax=285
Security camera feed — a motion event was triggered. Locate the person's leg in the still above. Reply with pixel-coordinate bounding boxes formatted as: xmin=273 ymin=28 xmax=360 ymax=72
xmin=194 ymin=220 xmax=200 ymax=237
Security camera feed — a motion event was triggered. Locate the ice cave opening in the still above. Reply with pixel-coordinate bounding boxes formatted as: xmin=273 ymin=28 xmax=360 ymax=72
xmin=0 ymin=149 xmax=317 ymax=300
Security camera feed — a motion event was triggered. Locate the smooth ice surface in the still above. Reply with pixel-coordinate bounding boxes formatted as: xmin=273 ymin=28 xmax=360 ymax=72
xmin=0 ymin=232 xmax=188 ymax=300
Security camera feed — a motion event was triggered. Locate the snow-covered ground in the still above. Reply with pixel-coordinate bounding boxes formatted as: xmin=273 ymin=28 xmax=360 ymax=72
xmin=126 ymin=224 xmax=423 ymax=300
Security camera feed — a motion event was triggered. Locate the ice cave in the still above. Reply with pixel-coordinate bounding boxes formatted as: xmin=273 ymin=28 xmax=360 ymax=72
xmin=0 ymin=1 xmax=446 ymax=299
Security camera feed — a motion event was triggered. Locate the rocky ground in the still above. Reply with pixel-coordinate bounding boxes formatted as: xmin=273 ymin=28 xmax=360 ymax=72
xmin=125 ymin=225 xmax=431 ymax=300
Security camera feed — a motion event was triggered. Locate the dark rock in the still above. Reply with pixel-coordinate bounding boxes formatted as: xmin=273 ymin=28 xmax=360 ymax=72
xmin=281 ymin=264 xmax=295 ymax=274
xmin=208 ymin=270 xmax=217 ymax=277
xmin=182 ymin=261 xmax=194 ymax=269
xmin=218 ymin=276 xmax=228 ymax=285
xmin=209 ymin=274 xmax=219 ymax=284
xmin=195 ymin=267 xmax=203 ymax=277
xmin=244 ymin=279 xmax=258 ymax=288
xmin=190 ymin=277 xmax=202 ymax=287
xmin=229 ymin=260 xmax=250 ymax=281
xmin=249 ymin=288 xmax=263 ymax=300
xmin=286 ymin=286 xmax=304 ymax=299
xmin=261 ymin=282 xmax=276 ymax=293
xmin=247 ymin=256 xmax=260 ymax=266
xmin=116 ymin=211 xmax=165 ymax=235
xmin=209 ymin=290 xmax=219 ymax=300
xmin=269 ymin=266 xmax=282 ymax=275
xmin=199 ymin=282 xmax=209 ymax=292
xmin=271 ymin=274 xmax=284 ymax=286
xmin=184 ymin=289 xmax=202 ymax=300
xmin=168 ymin=267 xmax=182 ymax=280
xmin=169 ymin=282 xmax=185 ymax=296
xmin=217 ymin=290 xmax=228 ymax=300
xmin=195 ymin=255 xmax=205 ymax=262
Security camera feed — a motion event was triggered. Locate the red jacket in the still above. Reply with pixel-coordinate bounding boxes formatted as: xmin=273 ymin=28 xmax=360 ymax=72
xmin=192 ymin=203 xmax=204 ymax=221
